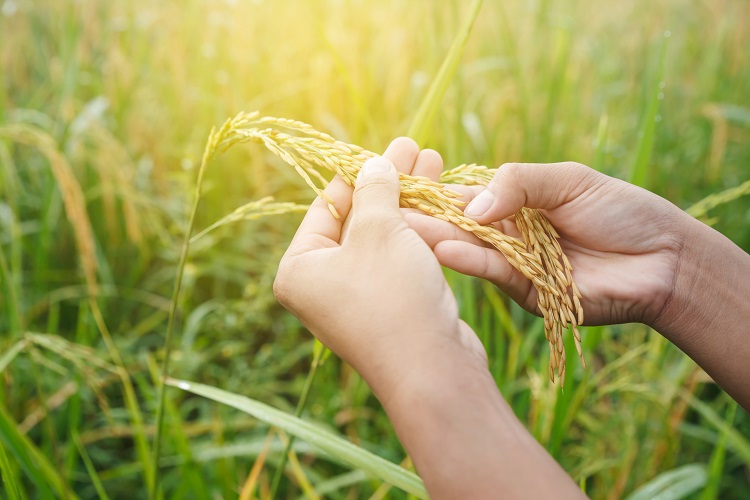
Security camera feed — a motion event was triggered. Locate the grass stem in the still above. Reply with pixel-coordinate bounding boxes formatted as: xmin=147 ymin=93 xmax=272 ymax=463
xmin=149 ymin=128 xmax=216 ymax=498
xmin=268 ymin=342 xmax=326 ymax=497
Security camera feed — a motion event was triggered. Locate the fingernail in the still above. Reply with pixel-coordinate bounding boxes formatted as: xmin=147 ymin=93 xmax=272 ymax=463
xmin=464 ymin=189 xmax=494 ymax=217
xmin=358 ymin=156 xmax=392 ymax=182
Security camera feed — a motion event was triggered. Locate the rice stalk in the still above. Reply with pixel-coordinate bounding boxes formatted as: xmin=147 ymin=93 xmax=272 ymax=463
xmin=72 ymin=431 xmax=111 ymax=500
xmin=190 ymin=196 xmax=307 ymax=244
xmin=209 ymin=112 xmax=585 ymax=385
xmin=687 ymin=178 xmax=750 ymax=224
xmin=269 ymin=340 xmax=326 ymax=498
xmin=150 ymin=115 xmax=250 ymax=497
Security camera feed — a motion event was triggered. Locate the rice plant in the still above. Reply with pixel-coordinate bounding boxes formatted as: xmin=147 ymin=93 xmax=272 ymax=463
xmin=1 ymin=0 xmax=749 ymax=498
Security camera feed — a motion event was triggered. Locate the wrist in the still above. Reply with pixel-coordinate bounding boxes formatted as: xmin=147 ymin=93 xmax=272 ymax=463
xmin=374 ymin=325 xmax=584 ymax=498
xmin=356 ymin=322 xmax=488 ymax=408
xmin=651 ymin=214 xmax=716 ymax=337
xmin=650 ymin=215 xmax=750 ymax=409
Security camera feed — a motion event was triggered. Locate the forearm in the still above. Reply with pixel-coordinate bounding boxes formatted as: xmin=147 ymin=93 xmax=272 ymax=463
xmin=654 ymin=214 xmax=750 ymax=411
xmin=368 ymin=338 xmax=584 ymax=499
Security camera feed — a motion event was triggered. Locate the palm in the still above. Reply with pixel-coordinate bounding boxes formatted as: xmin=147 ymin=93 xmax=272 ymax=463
xmin=542 ymin=181 xmax=682 ymax=325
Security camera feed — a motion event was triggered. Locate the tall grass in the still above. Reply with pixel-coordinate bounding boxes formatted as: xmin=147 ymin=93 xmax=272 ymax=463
xmin=1 ymin=0 xmax=749 ymax=498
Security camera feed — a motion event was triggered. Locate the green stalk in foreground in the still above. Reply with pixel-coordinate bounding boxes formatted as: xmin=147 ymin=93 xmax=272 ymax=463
xmin=407 ymin=0 xmax=483 ymax=145
xmin=630 ymin=31 xmax=669 ymax=189
xmin=149 ymin=124 xmax=224 ymax=498
xmin=269 ymin=342 xmax=326 ymax=497
xmin=167 ymin=378 xmax=426 ymax=498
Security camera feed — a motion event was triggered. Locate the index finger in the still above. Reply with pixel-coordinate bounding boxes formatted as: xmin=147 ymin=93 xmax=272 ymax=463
xmin=285 ymin=175 xmax=354 ymax=257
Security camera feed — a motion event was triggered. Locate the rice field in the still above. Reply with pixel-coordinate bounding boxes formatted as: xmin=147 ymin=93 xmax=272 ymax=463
xmin=1 ymin=0 xmax=749 ymax=498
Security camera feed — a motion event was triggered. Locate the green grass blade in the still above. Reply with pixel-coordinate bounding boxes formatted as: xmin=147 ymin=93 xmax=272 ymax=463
xmin=0 ymin=341 xmax=27 ymax=375
xmin=624 ymin=464 xmax=707 ymax=500
xmin=680 ymin=390 xmax=750 ymax=466
xmin=308 ymin=470 xmax=368 ymax=498
xmin=701 ymin=402 xmax=737 ymax=500
xmin=145 ymin=355 xmax=210 ymax=499
xmin=0 ymin=439 xmax=25 ymax=500
xmin=407 ymin=0 xmax=483 ymax=146
xmin=150 ymin=124 xmax=219 ymax=498
xmin=72 ymin=431 xmax=110 ymax=500
xmin=269 ymin=341 xmax=326 ymax=498
xmin=592 ymin=113 xmax=609 ymax=170
xmin=630 ymin=31 xmax=670 ymax=188
xmin=166 ymin=378 xmax=427 ymax=499
xmin=0 ymin=403 xmax=75 ymax=499
xmin=0 ymin=244 xmax=23 ymax=336
xmin=686 ymin=178 xmax=750 ymax=221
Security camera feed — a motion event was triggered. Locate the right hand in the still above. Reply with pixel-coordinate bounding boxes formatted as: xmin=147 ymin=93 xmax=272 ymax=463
xmin=406 ymin=161 xmax=693 ymax=328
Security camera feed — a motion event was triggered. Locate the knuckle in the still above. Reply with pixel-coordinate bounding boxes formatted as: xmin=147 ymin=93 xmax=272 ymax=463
xmin=491 ymin=162 xmax=522 ymax=190
xmin=354 ymin=178 xmax=391 ymax=197
xmin=498 ymin=162 xmax=522 ymax=172
xmin=496 ymin=162 xmax=522 ymax=179
xmin=561 ymin=161 xmax=593 ymax=180
xmin=561 ymin=160 xmax=587 ymax=170
xmin=564 ymin=161 xmax=603 ymax=190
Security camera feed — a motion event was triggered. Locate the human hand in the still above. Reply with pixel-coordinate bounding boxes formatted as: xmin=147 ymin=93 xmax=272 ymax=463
xmin=275 ymin=139 xmax=748 ymax=493
xmin=275 ymin=143 xmax=586 ymax=498
xmin=273 ymin=138 xmax=485 ymax=401
xmin=407 ymin=161 xmax=691 ymax=328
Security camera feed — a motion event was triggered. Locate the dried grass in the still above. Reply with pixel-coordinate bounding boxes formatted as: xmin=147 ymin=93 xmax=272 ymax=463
xmin=207 ymin=112 xmax=585 ymax=384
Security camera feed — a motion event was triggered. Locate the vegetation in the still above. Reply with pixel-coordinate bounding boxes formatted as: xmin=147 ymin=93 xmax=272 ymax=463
xmin=1 ymin=0 xmax=749 ymax=498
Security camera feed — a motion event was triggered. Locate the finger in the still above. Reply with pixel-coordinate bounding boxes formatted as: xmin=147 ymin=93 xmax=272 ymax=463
xmin=406 ymin=203 xmax=523 ymax=240
xmin=351 ymin=156 xmax=401 ymax=222
xmin=342 ymin=138 xmax=414 ymax=241
xmin=404 ymin=212 xmax=488 ymax=249
xmin=412 ymin=149 xmax=443 ymax=180
xmin=433 ymin=240 xmax=537 ymax=312
xmin=285 ymin=175 xmax=353 ymax=256
xmin=446 ymin=184 xmax=485 ymax=204
xmin=382 ymin=137 xmax=420 ymax=174
xmin=462 ymin=162 xmax=603 ymax=224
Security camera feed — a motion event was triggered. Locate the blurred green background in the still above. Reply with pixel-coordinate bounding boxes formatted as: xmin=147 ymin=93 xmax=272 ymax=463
xmin=1 ymin=0 xmax=749 ymax=498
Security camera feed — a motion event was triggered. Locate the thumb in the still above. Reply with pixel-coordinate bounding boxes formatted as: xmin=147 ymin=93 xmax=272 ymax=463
xmin=462 ymin=161 xmax=601 ymax=224
xmin=350 ymin=156 xmax=401 ymax=222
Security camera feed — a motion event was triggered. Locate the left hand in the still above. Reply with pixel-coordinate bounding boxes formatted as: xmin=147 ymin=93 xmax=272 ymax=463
xmin=274 ymin=139 xmax=584 ymax=498
xmin=273 ymin=138 xmax=486 ymax=401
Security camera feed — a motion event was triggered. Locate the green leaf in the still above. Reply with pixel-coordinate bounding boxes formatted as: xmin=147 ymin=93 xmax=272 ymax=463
xmin=0 ymin=403 xmax=75 ymax=499
xmin=630 ymin=31 xmax=670 ymax=188
xmin=0 ymin=439 xmax=25 ymax=500
xmin=680 ymin=390 xmax=750 ymax=466
xmin=625 ymin=464 xmax=707 ymax=500
xmin=407 ymin=0 xmax=483 ymax=146
xmin=72 ymin=431 xmax=110 ymax=500
xmin=0 ymin=340 xmax=27 ymax=374
xmin=701 ymin=402 xmax=737 ymax=500
xmin=166 ymin=378 xmax=427 ymax=498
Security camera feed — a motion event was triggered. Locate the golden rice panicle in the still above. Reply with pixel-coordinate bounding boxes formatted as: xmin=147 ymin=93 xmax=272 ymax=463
xmin=214 ymin=112 xmax=586 ymax=384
